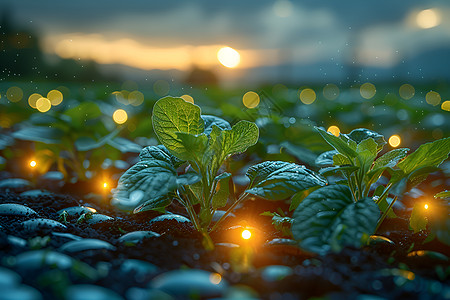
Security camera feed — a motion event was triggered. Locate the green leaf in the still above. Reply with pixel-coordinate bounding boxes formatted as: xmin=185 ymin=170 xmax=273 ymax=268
xmin=427 ymin=198 xmax=450 ymax=246
xmin=410 ymin=203 xmax=428 ymax=233
xmin=112 ymin=146 xmax=184 ymax=211
xmin=377 ymin=197 xmax=397 ymax=219
xmin=133 ymin=195 xmax=173 ymax=214
xmin=176 ymin=132 xmax=209 ymax=162
xmin=372 ymin=148 xmax=409 ymax=170
xmin=212 ymin=173 xmax=231 ymax=209
xmin=291 ymin=185 xmax=380 ymax=255
xmin=280 ymin=141 xmax=318 ymax=167
xmin=319 ymin=165 xmax=359 ymax=177
xmin=202 ymin=115 xmax=231 ymax=135
xmin=245 ymin=161 xmax=327 ymax=200
xmin=435 ymin=190 xmax=450 ymax=199
xmin=398 ymin=137 xmax=450 ymax=175
xmin=315 ymin=150 xmax=338 ymax=167
xmin=333 ymin=153 xmax=351 ymax=166
xmin=261 ymin=211 xmax=293 ymax=237
xmin=152 ymin=96 xmax=204 ymax=159
xmin=217 ymin=120 xmax=259 ymax=158
xmin=356 ymin=138 xmax=378 ymax=174
xmin=342 ymin=128 xmax=386 ymax=152
xmin=316 ymin=127 xmax=357 ymax=159
xmin=64 ymin=102 xmax=102 ymax=129
xmin=12 ymin=126 xmax=64 ymax=144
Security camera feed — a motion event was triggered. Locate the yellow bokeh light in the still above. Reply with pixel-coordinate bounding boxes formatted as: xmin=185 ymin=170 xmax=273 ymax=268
xmin=426 ymin=91 xmax=441 ymax=106
xmin=128 ymin=90 xmax=144 ymax=106
xmin=6 ymin=86 xmax=23 ymax=102
xmin=28 ymin=93 xmax=42 ymax=109
xmin=243 ymin=91 xmax=260 ymax=108
xmin=241 ymin=229 xmax=252 ymax=240
xmin=113 ymin=109 xmax=128 ymax=124
xmin=47 ymin=90 xmax=63 ymax=106
xmin=399 ymin=84 xmax=415 ymax=100
xmin=389 ymin=135 xmax=401 ymax=148
xmin=424 ymin=204 xmax=429 ymax=210
xmin=327 ymin=126 xmax=340 ymax=137
xmin=103 ymin=182 xmax=108 ymax=188
xmin=441 ymin=101 xmax=450 ymax=112
xmin=217 ymin=46 xmax=240 ymax=68
xmin=29 ymin=160 xmax=37 ymax=168
xmin=323 ymin=83 xmax=339 ymax=100
xmin=153 ymin=80 xmax=170 ymax=97
xmin=36 ymin=98 xmax=51 ymax=112
xmin=180 ymin=94 xmax=194 ymax=104
xmin=209 ymin=273 xmax=222 ymax=285
xmin=416 ymin=9 xmax=441 ymax=29
xmin=360 ymin=83 xmax=376 ymax=99
xmin=300 ymin=88 xmax=316 ymax=104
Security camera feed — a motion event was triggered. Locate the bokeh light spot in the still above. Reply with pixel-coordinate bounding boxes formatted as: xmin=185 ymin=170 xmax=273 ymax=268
xmin=441 ymin=101 xmax=450 ymax=111
xmin=399 ymin=84 xmax=415 ymax=100
xmin=243 ymin=91 xmax=260 ymax=108
xmin=28 ymin=93 xmax=42 ymax=109
xmin=323 ymin=83 xmax=339 ymax=100
xmin=29 ymin=160 xmax=37 ymax=168
xmin=36 ymin=98 xmax=51 ymax=112
xmin=300 ymin=88 xmax=316 ymax=104
xmin=128 ymin=90 xmax=144 ymax=106
xmin=209 ymin=273 xmax=222 ymax=285
xmin=242 ymin=229 xmax=252 ymax=240
xmin=360 ymin=83 xmax=376 ymax=99
xmin=153 ymin=80 xmax=170 ymax=96
xmin=424 ymin=204 xmax=429 ymax=210
xmin=425 ymin=91 xmax=441 ymax=106
xmin=47 ymin=90 xmax=63 ymax=106
xmin=180 ymin=94 xmax=194 ymax=104
xmin=6 ymin=86 xmax=23 ymax=102
xmin=217 ymin=47 xmax=240 ymax=68
xmin=416 ymin=9 xmax=441 ymax=29
xmin=327 ymin=126 xmax=340 ymax=137
xmin=113 ymin=109 xmax=128 ymax=124
xmin=389 ymin=135 xmax=401 ymax=148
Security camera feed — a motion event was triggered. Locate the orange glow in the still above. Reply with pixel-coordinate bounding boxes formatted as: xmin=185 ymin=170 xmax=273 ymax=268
xmin=103 ymin=182 xmax=108 ymax=189
xmin=389 ymin=135 xmax=401 ymax=148
xmin=29 ymin=160 xmax=37 ymax=168
xmin=217 ymin=46 xmax=241 ymax=68
xmin=241 ymin=229 xmax=252 ymax=240
xmin=424 ymin=204 xmax=429 ymax=210
xmin=209 ymin=273 xmax=222 ymax=285
xmin=327 ymin=126 xmax=340 ymax=137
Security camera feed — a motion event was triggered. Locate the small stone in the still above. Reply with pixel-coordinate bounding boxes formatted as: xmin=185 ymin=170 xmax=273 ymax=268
xmin=7 ymin=236 xmax=27 ymax=248
xmin=59 ymin=239 xmax=116 ymax=253
xmin=57 ymin=206 xmax=97 ymax=218
xmin=15 ymin=250 xmax=73 ymax=271
xmin=151 ymin=269 xmax=227 ymax=298
xmin=149 ymin=214 xmax=191 ymax=224
xmin=84 ymin=214 xmax=113 ymax=224
xmin=0 ymin=266 xmax=22 ymax=287
xmin=260 ymin=265 xmax=293 ymax=282
xmin=65 ymin=284 xmax=124 ymax=300
xmin=0 ymin=203 xmax=38 ymax=217
xmin=21 ymin=218 xmax=67 ymax=231
xmin=20 ymin=190 xmax=52 ymax=197
xmin=0 ymin=178 xmax=32 ymax=191
xmin=1 ymin=284 xmax=43 ymax=300
xmin=120 ymin=259 xmax=158 ymax=280
xmin=51 ymin=232 xmax=83 ymax=241
xmin=126 ymin=288 xmax=172 ymax=300
xmin=118 ymin=231 xmax=160 ymax=245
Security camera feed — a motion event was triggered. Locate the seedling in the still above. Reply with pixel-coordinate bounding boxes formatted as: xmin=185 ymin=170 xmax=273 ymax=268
xmin=290 ymin=128 xmax=449 ymax=254
xmin=112 ymin=96 xmax=325 ymax=249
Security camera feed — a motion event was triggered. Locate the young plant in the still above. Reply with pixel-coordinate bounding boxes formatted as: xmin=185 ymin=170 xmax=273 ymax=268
xmin=290 ymin=128 xmax=450 ymax=254
xmin=112 ymin=96 xmax=326 ymax=249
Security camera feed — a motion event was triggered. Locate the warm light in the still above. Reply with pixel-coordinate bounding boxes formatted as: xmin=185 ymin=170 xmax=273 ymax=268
xmin=360 ymin=83 xmax=376 ymax=99
xmin=441 ymin=101 xmax=450 ymax=111
xmin=209 ymin=273 xmax=222 ymax=285
xmin=327 ymin=126 xmax=340 ymax=137
xmin=103 ymin=182 xmax=108 ymax=189
xmin=426 ymin=91 xmax=441 ymax=106
xmin=242 ymin=91 xmax=260 ymax=108
xmin=29 ymin=160 xmax=37 ymax=168
xmin=86 ymin=207 xmax=97 ymax=213
xmin=424 ymin=204 xmax=429 ymax=210
xmin=180 ymin=94 xmax=194 ymax=104
xmin=28 ymin=93 xmax=42 ymax=109
xmin=299 ymin=88 xmax=316 ymax=104
xmin=241 ymin=229 xmax=252 ymax=240
xmin=323 ymin=83 xmax=339 ymax=100
xmin=416 ymin=9 xmax=441 ymax=29
xmin=47 ymin=90 xmax=63 ymax=106
xmin=113 ymin=109 xmax=128 ymax=124
xmin=36 ymin=98 xmax=51 ymax=112
xmin=6 ymin=86 xmax=23 ymax=102
xmin=128 ymin=90 xmax=144 ymax=106
xmin=217 ymin=47 xmax=240 ymax=68
xmin=389 ymin=135 xmax=401 ymax=148
xmin=399 ymin=84 xmax=415 ymax=100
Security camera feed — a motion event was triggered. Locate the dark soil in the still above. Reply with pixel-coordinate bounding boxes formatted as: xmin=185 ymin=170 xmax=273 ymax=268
xmin=0 ymin=175 xmax=449 ymax=300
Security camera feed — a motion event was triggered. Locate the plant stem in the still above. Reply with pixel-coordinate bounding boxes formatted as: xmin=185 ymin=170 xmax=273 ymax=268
xmin=375 ymin=183 xmax=392 ymax=205
xmin=374 ymin=195 xmax=397 ymax=233
xmin=210 ymin=192 xmax=249 ymax=233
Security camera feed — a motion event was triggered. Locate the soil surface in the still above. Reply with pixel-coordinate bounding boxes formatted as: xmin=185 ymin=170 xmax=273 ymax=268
xmin=0 ymin=172 xmax=449 ymax=300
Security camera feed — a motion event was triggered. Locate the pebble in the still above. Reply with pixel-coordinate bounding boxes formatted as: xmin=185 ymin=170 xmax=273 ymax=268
xmin=0 ymin=266 xmax=21 ymax=287
xmin=151 ymin=269 xmax=227 ymax=298
xmin=20 ymin=190 xmax=52 ymax=197
xmin=15 ymin=250 xmax=74 ymax=271
xmin=149 ymin=214 xmax=191 ymax=224
xmin=261 ymin=265 xmax=293 ymax=282
xmin=21 ymin=218 xmax=67 ymax=231
xmin=120 ymin=259 xmax=159 ymax=281
xmin=57 ymin=206 xmax=97 ymax=218
xmin=1 ymin=284 xmax=43 ymax=300
xmin=0 ymin=203 xmax=38 ymax=217
xmin=118 ymin=231 xmax=161 ymax=245
xmin=83 ymin=214 xmax=114 ymax=224
xmin=0 ymin=178 xmax=32 ymax=191
xmin=65 ymin=284 xmax=124 ymax=300
xmin=59 ymin=239 xmax=116 ymax=253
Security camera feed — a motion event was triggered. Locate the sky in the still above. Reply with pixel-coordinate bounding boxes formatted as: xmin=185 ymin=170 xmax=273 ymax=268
xmin=1 ymin=0 xmax=450 ymax=84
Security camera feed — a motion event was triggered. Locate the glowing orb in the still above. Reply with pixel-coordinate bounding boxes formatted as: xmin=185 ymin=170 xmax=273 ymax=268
xmin=30 ymin=160 xmax=37 ymax=168
xmin=217 ymin=47 xmax=240 ymax=68
xmin=389 ymin=135 xmax=401 ymax=148
xmin=113 ymin=109 xmax=128 ymax=124
xmin=424 ymin=204 xmax=429 ymax=210
xmin=327 ymin=125 xmax=340 ymax=137
xmin=241 ymin=229 xmax=252 ymax=240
